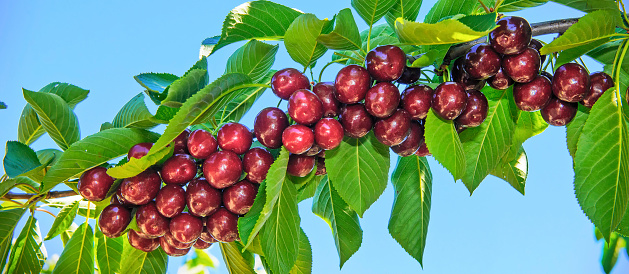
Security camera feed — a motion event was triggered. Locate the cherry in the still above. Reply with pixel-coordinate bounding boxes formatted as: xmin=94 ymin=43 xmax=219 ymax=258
xmin=136 ymin=202 xmax=169 ymax=238
xmin=170 ymin=213 xmax=203 ymax=243
xmin=432 ymin=82 xmax=468 ymax=120
xmin=271 ymin=68 xmax=311 ymax=100
xmin=464 ymin=44 xmax=502 ymax=80
xmin=415 ymin=142 xmax=431 ymax=157
xmin=313 ymin=82 xmax=341 ymax=118
xmin=128 ymin=230 xmax=160 ymax=252
xmin=218 ymin=123 xmax=252 ymax=155
xmin=118 ymin=169 xmax=161 ymax=205
xmin=288 ymin=89 xmax=324 ymax=125
xmin=78 ymin=166 xmax=115 ymax=201
xmin=243 ymin=148 xmax=274 ymax=184
xmin=159 ymin=237 xmax=191 ymax=257
xmin=455 ymin=89 xmax=489 ymax=128
xmin=154 ymin=184 xmax=185 ymax=218
xmin=401 ymin=85 xmax=433 ymax=120
xmin=128 ymin=143 xmax=153 ymax=160
xmin=452 ymin=57 xmax=485 ymax=90
xmin=552 ymin=63 xmax=590 ymax=102
xmin=173 ymin=129 xmax=190 ymax=154
xmin=334 ymin=65 xmax=371 ymax=104
xmin=391 ymin=121 xmax=424 ymax=157
xmin=193 ymin=239 xmax=213 ymax=249
xmin=187 ymin=129 xmax=218 ymax=159
xmin=513 ymin=75 xmax=553 ymax=111
xmin=162 ymin=230 xmax=195 ymax=249
xmin=374 ymin=109 xmax=411 ymax=146
xmin=282 ymin=125 xmax=315 ymax=154
xmin=528 ymin=39 xmax=546 ymax=64
xmin=199 ymin=227 xmax=219 ymax=243
xmin=316 ymin=157 xmax=326 ymax=175
xmin=186 ymin=177 xmax=222 ymax=217
xmin=223 ymin=180 xmax=258 ymax=215
xmin=98 ymin=204 xmax=131 ymax=238
xmin=339 ymin=103 xmax=373 ymax=138
xmin=502 ymin=47 xmax=541 ymax=83
xmin=541 ymin=97 xmax=578 ymax=126
xmin=314 ymin=118 xmax=344 ymax=150
xmin=582 ymin=72 xmax=614 ymax=107
xmin=203 ymin=151 xmax=243 ymax=189
xmin=488 ymin=67 xmax=513 ymax=90
xmin=254 ymin=107 xmax=289 ymax=149
xmin=160 ymin=154 xmax=197 ymax=185
xmin=207 ymin=208 xmax=240 ymax=242
xmin=364 ymin=82 xmax=400 ymax=118
xmin=489 ymin=16 xmax=532 ymax=55
xmin=365 ymin=45 xmax=406 ymax=82
xmin=287 ymin=154 xmax=315 ymax=177
xmin=397 ymin=66 xmax=422 ymax=84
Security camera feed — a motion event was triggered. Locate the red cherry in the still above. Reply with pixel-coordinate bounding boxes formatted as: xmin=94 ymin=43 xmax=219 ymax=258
xmin=155 ymin=184 xmax=186 ymax=218
xmin=203 ymin=151 xmax=243 ymax=189
xmin=254 ymin=107 xmax=289 ymax=149
xmin=207 ymin=208 xmax=240 ymax=242
xmin=187 ymin=129 xmax=218 ymax=159
xmin=118 ymin=169 xmax=161 ymax=206
xmin=334 ymin=65 xmax=372 ymax=104
xmin=314 ymin=118 xmax=344 ymax=150
xmin=169 ymin=213 xmax=203 ymax=243
xmin=223 ymin=180 xmax=258 ymax=215
xmin=159 ymin=236 xmax=190 ymax=257
xmin=338 ymin=103 xmax=373 ymax=138
xmin=98 ymin=204 xmax=131 ymax=238
xmin=365 ymin=45 xmax=406 ymax=82
xmin=282 ymin=125 xmax=315 ymax=155
xmin=312 ymin=82 xmax=341 ymax=117
xmin=160 ymin=154 xmax=197 ymax=185
xmin=128 ymin=230 xmax=160 ymax=252
xmin=136 ymin=202 xmax=169 ymax=238
xmin=287 ymin=154 xmax=316 ymax=177
xmin=373 ymin=109 xmax=412 ymax=146
xmin=242 ymin=148 xmax=274 ymax=183
xmin=217 ymin=123 xmax=253 ymax=155
xmin=288 ymin=89 xmax=324 ymax=125
xmin=401 ymin=85 xmax=433 ymax=120
xmin=186 ymin=177 xmax=222 ymax=217
xmin=271 ymin=68 xmax=311 ymax=100
xmin=193 ymin=239 xmax=213 ymax=250
xmin=364 ymin=82 xmax=400 ymax=118
xmin=391 ymin=121 xmax=424 ymax=157
xmin=127 ymin=143 xmax=153 ymax=160
xmin=78 ymin=166 xmax=115 ymax=201
xmin=173 ymin=129 xmax=191 ymax=154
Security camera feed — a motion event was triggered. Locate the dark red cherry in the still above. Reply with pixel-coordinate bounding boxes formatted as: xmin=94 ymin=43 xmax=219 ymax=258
xmin=128 ymin=230 xmax=160 ymax=252
xmin=313 ymin=82 xmax=341 ymax=118
xmin=282 ymin=125 xmax=314 ymax=155
xmin=203 ymin=151 xmax=243 ymax=189
xmin=391 ymin=121 xmax=424 ymax=157
xmin=513 ymin=75 xmax=553 ymax=111
xmin=218 ymin=123 xmax=252 ymax=155
xmin=364 ymin=82 xmax=400 ymax=118
xmin=187 ymin=129 xmax=218 ymax=159
xmin=193 ymin=239 xmax=213 ymax=249
xmin=455 ymin=89 xmax=489 ymax=128
xmin=207 ymin=208 xmax=240 ymax=242
xmin=254 ymin=107 xmax=289 ymax=149
xmin=552 ymin=63 xmax=590 ymax=102
xmin=432 ymin=82 xmax=468 ymax=120
xmin=452 ymin=57 xmax=485 ymax=90
xmin=186 ymin=177 xmax=222 ymax=217
xmin=155 ymin=184 xmax=186 ymax=218
xmin=415 ymin=142 xmax=431 ymax=157
xmin=582 ymin=72 xmax=614 ymax=107
xmin=170 ymin=213 xmax=203 ymax=243
xmin=502 ymin=47 xmax=540 ymax=83
xmin=162 ymin=230 xmax=195 ymax=249
xmin=136 ymin=202 xmax=169 ymax=238
xmin=528 ymin=39 xmax=546 ymax=64
xmin=98 ymin=204 xmax=131 ymax=238
xmin=118 ymin=169 xmax=161 ymax=205
xmin=334 ymin=65 xmax=372 ymax=104
xmin=78 ymin=166 xmax=115 ymax=201
xmin=541 ymin=97 xmax=578 ymax=126
xmin=489 ymin=16 xmax=532 ymax=55
xmin=243 ymin=148 xmax=274 ymax=183
xmin=160 ymin=154 xmax=197 ymax=184
xmin=339 ymin=103 xmax=373 ymax=138
xmin=173 ymin=129 xmax=190 ymax=154
xmin=397 ymin=66 xmax=422 ymax=84
xmin=488 ymin=67 xmax=514 ymax=90
xmin=401 ymin=85 xmax=433 ymax=120
xmin=159 ymin=236 xmax=190 ymax=257
xmin=365 ymin=45 xmax=406 ymax=82
xmin=373 ymin=109 xmax=411 ymax=146
xmin=271 ymin=68 xmax=311 ymax=100
xmin=127 ymin=143 xmax=153 ymax=160
xmin=288 ymin=89 xmax=324 ymax=125
xmin=223 ymin=180 xmax=258 ymax=215
xmin=464 ymin=44 xmax=502 ymax=80
xmin=287 ymin=154 xmax=315 ymax=177
xmin=314 ymin=118 xmax=344 ymax=150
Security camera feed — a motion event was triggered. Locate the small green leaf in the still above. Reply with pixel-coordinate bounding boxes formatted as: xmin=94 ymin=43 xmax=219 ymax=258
xmin=0 ymin=208 xmax=26 ymax=274
xmin=566 ymin=105 xmax=590 ymax=158
xmin=134 ymin=73 xmax=179 ymax=94
xmin=318 ymin=8 xmax=362 ymax=50
xmin=95 ymin=229 xmax=123 ymax=274
xmin=496 ymin=0 xmax=548 ymax=12
xmin=0 ymin=177 xmax=38 ymax=197
xmin=458 ymin=13 xmax=498 ymax=32
xmin=297 ymin=174 xmax=322 ymax=202
xmin=200 ymin=36 xmax=220 ymax=58
xmin=550 ymin=0 xmax=617 ymax=13
xmin=600 ymin=232 xmax=625 ymax=273
xmin=424 ymin=0 xmax=479 ymax=24
xmin=51 ymin=223 xmax=94 ymax=274
xmin=23 ymin=89 xmax=80 ymax=150
xmin=6 ymin=215 xmax=45 ymax=274
xmin=152 ymin=105 xmax=179 ymax=123
xmin=45 ymin=200 xmax=80 ymax=241
xmin=555 ymin=38 xmax=611 ymax=69
xmin=395 ymin=18 xmax=495 ymax=46
xmin=3 ymin=141 xmax=41 ymax=178
xmin=289 ymin=229 xmax=312 ymax=274
xmin=285 ymin=14 xmax=334 ymax=69
xmin=219 ymin=242 xmax=255 ymax=274
xmin=225 ymin=40 xmax=278 ymax=83
xmin=540 ymin=10 xmax=620 ymax=55
xmin=588 ymin=40 xmax=629 ymax=70
xmin=505 ymin=110 xmax=548 ymax=162
xmin=491 ymin=146 xmax=528 ymax=195
xmin=112 ymin=93 xmax=159 ymax=129
xmin=161 ymin=68 xmax=208 ymax=108
xmin=351 ymin=0 xmax=396 ymax=27
xmin=385 ymin=0 xmax=422 ymax=29
xmin=0 ymin=101 xmax=6 ymax=109
xmin=424 ymin=109 xmax=466 ymax=181
xmin=119 ymin=240 xmax=168 ymax=274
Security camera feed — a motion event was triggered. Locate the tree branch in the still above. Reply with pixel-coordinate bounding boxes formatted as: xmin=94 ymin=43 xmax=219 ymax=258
xmin=3 ymin=190 xmax=78 ymax=200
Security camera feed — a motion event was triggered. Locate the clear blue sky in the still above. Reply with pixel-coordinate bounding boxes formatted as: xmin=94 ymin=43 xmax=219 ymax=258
xmin=1 ymin=1 xmax=628 ymax=273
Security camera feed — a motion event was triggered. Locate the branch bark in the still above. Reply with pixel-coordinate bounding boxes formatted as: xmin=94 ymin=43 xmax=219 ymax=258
xmin=3 ymin=190 xmax=78 ymax=200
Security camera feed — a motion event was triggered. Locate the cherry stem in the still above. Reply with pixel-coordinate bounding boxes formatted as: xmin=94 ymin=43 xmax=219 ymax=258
xmin=3 ymin=190 xmax=78 ymax=200
xmin=477 ymin=0 xmax=491 ymax=14
xmin=35 ymin=208 xmax=57 ymax=218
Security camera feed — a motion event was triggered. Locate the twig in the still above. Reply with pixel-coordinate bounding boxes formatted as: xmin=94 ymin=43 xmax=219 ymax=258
xmin=3 ymin=190 xmax=78 ymax=200
xmin=35 ymin=208 xmax=57 ymax=218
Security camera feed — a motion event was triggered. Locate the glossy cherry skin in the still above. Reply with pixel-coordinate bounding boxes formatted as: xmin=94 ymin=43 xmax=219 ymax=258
xmin=552 ymin=63 xmax=590 ymax=102
xmin=432 ymin=82 xmax=468 ymax=120
xmin=334 ymin=65 xmax=372 ymax=104
xmin=528 ymin=39 xmax=546 ymax=64
xmin=155 ymin=184 xmax=186 ymax=218
xmin=173 ymin=129 xmax=190 ymax=154
xmin=314 ymin=118 xmax=344 ymax=150
xmin=218 ymin=123 xmax=252 ymax=155
xmin=373 ymin=109 xmax=412 ymax=146
xmin=98 ymin=204 xmax=131 ymax=238
xmin=364 ymin=82 xmax=400 ymax=118
xmin=119 ymin=169 xmax=161 ymax=205
xmin=162 ymin=230 xmax=195 ymax=249
xmin=582 ymin=72 xmax=614 ymax=107
xmin=223 ymin=180 xmax=258 ymax=215
xmin=159 ymin=237 xmax=191 ymax=257
xmin=513 ymin=75 xmax=553 ymax=111
xmin=193 ymin=239 xmax=213 ymax=249
xmin=161 ymin=154 xmax=197 ymax=185
xmin=78 ymin=166 xmax=115 ymax=201
xmin=207 ymin=208 xmax=240 ymax=242
xmin=287 ymin=154 xmax=316 ymax=177
xmin=397 ymin=66 xmax=422 ymax=84
xmin=127 ymin=143 xmax=153 ymax=160
xmin=502 ymin=47 xmax=540 ymax=83
xmin=282 ymin=125 xmax=315 ymax=155
xmin=187 ymin=129 xmax=218 ymax=159
xmin=488 ymin=67 xmax=514 ymax=90
xmin=203 ymin=151 xmax=243 ymax=189
xmin=541 ymin=97 xmax=578 ymax=126
xmin=452 ymin=57 xmax=485 ymax=90
xmin=288 ymin=89 xmax=324 ymax=125
xmin=401 ymin=85 xmax=433 ymax=120
xmin=464 ymin=44 xmax=502 ymax=80
xmin=391 ymin=121 xmax=424 ymax=157
xmin=489 ymin=16 xmax=532 ymax=55
xmin=254 ymin=107 xmax=289 ymax=149
xmin=313 ymin=82 xmax=341 ymax=118
xmin=455 ymin=89 xmax=489 ymax=128
xmin=186 ymin=177 xmax=222 ymax=217
xmin=339 ymin=104 xmax=373 ymax=138
xmin=170 ymin=213 xmax=204 ymax=243
xmin=128 ymin=230 xmax=160 ymax=252
xmin=136 ymin=202 xmax=169 ymax=238
xmin=365 ymin=45 xmax=406 ymax=82
xmin=271 ymin=68 xmax=311 ymax=100
xmin=243 ymin=148 xmax=274 ymax=183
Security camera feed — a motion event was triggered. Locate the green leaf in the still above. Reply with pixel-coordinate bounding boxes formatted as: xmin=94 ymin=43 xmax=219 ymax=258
xmin=555 ymin=38 xmax=611 ymax=69
xmin=589 ymin=40 xmax=629 ymax=69
xmin=215 ymin=71 xmax=273 ymax=125
xmin=0 ymin=102 xmax=6 ymax=109
xmin=389 ymin=155 xmax=432 ymax=266
xmin=0 ymin=177 xmax=38 ymax=197
xmin=540 ymin=10 xmax=620 ymax=55
xmin=45 ymin=200 xmax=80 ymax=241
xmin=424 ymin=110 xmax=466 ymax=181
xmin=395 ymin=18 xmax=495 ymax=46
xmin=385 ymin=0 xmax=422 ymax=29
xmin=106 ymin=143 xmax=173 ymax=179
xmin=152 ymin=105 xmax=179 ymax=123
xmin=566 ymin=105 xmax=591 ymax=158
xmin=23 ymin=89 xmax=80 ymax=150
xmin=491 ymin=146 xmax=528 ymax=195
xmin=550 ymin=0 xmax=617 ymax=13
xmin=119 ymin=241 xmax=168 ymax=274
xmin=285 ymin=14 xmax=334 ymax=69
xmin=51 ymin=223 xmax=94 ymax=274
xmin=219 ymin=242 xmax=255 ymax=274
xmin=42 ymin=128 xmax=159 ymax=193
xmin=601 ymin=232 xmax=625 ymax=273
xmin=574 ymin=88 xmax=629 ymax=240
xmin=161 ymin=68 xmax=208 ymax=108
xmin=212 ymin=1 xmax=302 ymax=54
xmin=351 ymin=0 xmax=396 ymax=27
xmin=326 ymin=132 xmax=390 ymax=217
xmin=225 ymin=40 xmax=278 ymax=83
xmin=496 ymin=0 xmax=548 ymax=12
xmin=290 ymin=229 xmax=312 ymax=274
xmin=312 ymin=175 xmax=362 ymax=268
xmin=506 ymin=110 xmax=548 ymax=162
xmin=458 ymin=13 xmax=498 ymax=32
xmin=297 ymin=174 xmax=322 ymax=202
xmin=318 ymin=8 xmax=362 ymax=50
xmin=95 ymin=229 xmax=123 ymax=274
xmin=112 ymin=93 xmax=159 ymax=129
xmin=3 ymin=141 xmax=41 ymax=178
xmin=424 ymin=0 xmax=479 ymax=24
xmin=238 ymin=181 xmax=268 ymax=248
xmin=6 ymin=215 xmax=45 ymax=274
xmin=134 ymin=72 xmax=178 ymax=94
xmin=0 ymin=208 xmax=26 ymax=274
xmin=200 ymin=36 xmax=220 ymax=58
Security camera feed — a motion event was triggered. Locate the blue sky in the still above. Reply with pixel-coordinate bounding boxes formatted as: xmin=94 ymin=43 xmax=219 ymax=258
xmin=1 ymin=0 xmax=628 ymax=273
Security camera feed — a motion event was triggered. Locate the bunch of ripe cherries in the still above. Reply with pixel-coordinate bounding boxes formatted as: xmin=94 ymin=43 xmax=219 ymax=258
xmin=76 ymin=15 xmax=614 ymax=257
